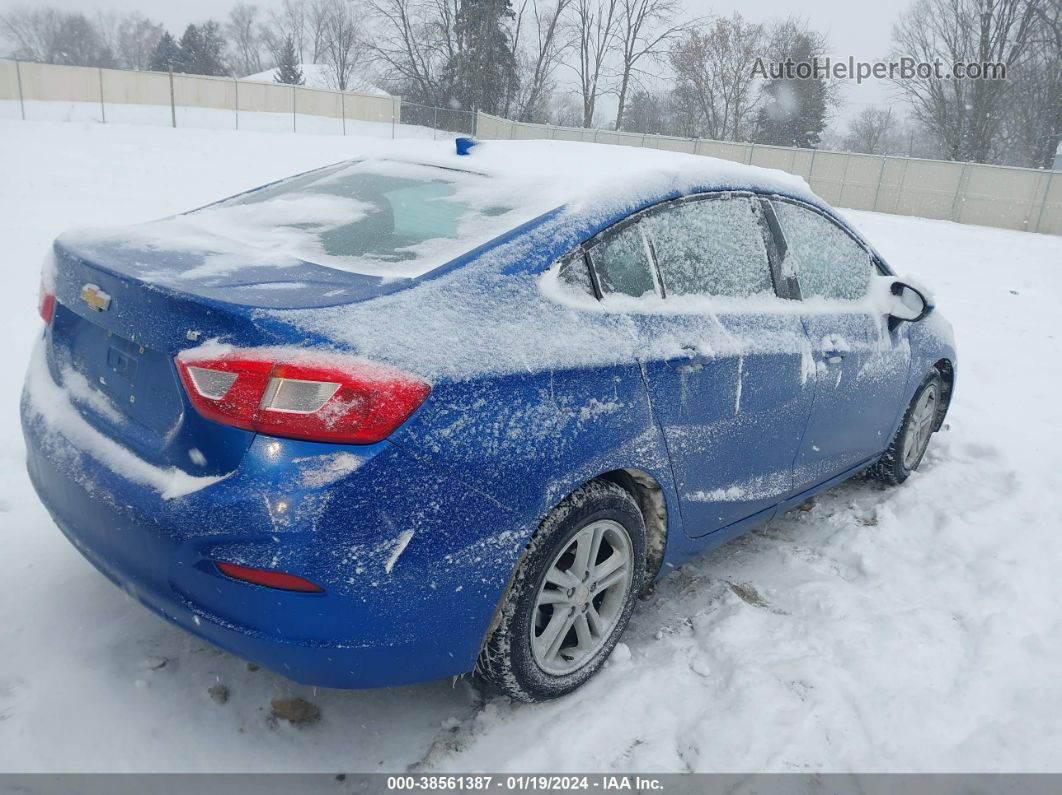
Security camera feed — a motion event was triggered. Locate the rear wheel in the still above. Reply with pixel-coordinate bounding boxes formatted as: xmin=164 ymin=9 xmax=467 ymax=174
xmin=476 ymin=480 xmax=645 ymax=702
xmin=870 ymin=372 xmax=943 ymax=485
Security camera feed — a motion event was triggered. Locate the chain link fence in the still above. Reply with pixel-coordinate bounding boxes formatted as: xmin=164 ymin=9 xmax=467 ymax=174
xmin=0 ymin=58 xmax=479 ymax=142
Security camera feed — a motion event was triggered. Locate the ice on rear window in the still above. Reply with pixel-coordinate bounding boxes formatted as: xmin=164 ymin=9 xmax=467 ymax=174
xmin=179 ymin=160 xmax=532 ymax=278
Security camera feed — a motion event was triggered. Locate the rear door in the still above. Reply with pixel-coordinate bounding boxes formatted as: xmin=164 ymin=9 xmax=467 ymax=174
xmin=766 ymin=199 xmax=911 ymax=486
xmin=596 ymin=193 xmax=815 ymax=538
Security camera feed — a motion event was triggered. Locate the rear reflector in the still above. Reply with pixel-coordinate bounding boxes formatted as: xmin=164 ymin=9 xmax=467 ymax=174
xmin=175 ymin=350 xmax=431 ymax=444
xmin=261 ymin=377 xmax=340 ymax=413
xmin=215 ymin=561 xmax=324 ymax=593
xmin=186 ymin=366 xmax=238 ymax=400
xmin=39 ymin=290 xmax=56 ymax=325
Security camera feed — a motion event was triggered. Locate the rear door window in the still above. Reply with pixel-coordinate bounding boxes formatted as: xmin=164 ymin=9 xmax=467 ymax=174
xmin=770 ymin=201 xmax=872 ymax=300
xmin=643 ymin=196 xmax=773 ymax=298
xmin=588 ymin=223 xmax=658 ymax=298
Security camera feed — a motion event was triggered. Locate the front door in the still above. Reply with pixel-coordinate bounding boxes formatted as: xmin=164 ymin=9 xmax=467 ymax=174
xmin=766 ymin=199 xmax=911 ymax=488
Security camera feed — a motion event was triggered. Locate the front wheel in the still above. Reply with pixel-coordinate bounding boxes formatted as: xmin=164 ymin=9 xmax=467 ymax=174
xmin=476 ymin=480 xmax=646 ymax=702
xmin=870 ymin=372 xmax=943 ymax=485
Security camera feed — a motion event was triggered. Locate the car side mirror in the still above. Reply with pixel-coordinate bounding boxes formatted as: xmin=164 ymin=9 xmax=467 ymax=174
xmin=888 ymin=280 xmax=930 ymax=323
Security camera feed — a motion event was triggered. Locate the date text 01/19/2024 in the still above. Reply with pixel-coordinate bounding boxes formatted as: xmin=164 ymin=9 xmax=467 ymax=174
xmin=385 ymin=776 xmax=665 ymax=791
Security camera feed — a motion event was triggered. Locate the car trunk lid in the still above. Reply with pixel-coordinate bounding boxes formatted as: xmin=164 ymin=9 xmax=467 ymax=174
xmin=44 ymin=234 xmax=404 ymax=475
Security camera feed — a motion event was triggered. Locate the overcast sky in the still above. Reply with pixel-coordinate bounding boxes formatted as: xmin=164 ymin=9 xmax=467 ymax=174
xmin=1 ymin=0 xmax=906 ymax=126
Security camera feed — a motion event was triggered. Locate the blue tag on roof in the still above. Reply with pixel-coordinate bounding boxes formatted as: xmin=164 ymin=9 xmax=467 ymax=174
xmin=455 ymin=137 xmax=478 ymax=156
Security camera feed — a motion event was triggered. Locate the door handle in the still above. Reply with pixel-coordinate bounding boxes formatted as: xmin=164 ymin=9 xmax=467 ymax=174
xmin=823 ymin=351 xmax=845 ymax=364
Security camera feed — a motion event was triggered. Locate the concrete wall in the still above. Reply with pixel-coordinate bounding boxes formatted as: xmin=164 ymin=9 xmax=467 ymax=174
xmin=475 ymin=112 xmax=1061 ymax=236
xmin=1 ymin=59 xmax=401 ymax=136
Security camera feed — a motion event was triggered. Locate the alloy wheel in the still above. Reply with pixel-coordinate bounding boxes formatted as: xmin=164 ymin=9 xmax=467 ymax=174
xmin=902 ymin=384 xmax=938 ymax=470
xmin=530 ymin=519 xmax=633 ymax=676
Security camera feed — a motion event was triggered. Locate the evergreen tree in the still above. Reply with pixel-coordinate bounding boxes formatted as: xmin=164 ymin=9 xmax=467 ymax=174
xmin=754 ymin=35 xmax=827 ymax=148
xmin=174 ymin=22 xmax=228 ymax=76
xmin=194 ymin=21 xmax=229 ymax=76
xmin=443 ymin=0 xmax=519 ymax=115
xmin=273 ymin=36 xmax=305 ymax=85
xmin=174 ymin=24 xmax=200 ymax=72
xmin=148 ymin=31 xmax=181 ymax=71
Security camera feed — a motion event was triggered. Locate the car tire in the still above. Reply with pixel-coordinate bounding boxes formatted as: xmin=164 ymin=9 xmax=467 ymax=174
xmin=869 ymin=371 xmax=944 ymax=486
xmin=475 ymin=479 xmax=646 ymax=702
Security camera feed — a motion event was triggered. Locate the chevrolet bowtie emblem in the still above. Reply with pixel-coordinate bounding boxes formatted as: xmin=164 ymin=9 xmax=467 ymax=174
xmin=80 ymin=283 xmax=111 ymax=312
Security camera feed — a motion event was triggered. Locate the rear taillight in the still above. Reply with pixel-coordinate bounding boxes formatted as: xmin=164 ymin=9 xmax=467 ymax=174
xmin=215 ymin=562 xmax=323 ymax=592
xmin=38 ymin=286 xmax=56 ymax=325
xmin=175 ymin=350 xmax=431 ymax=444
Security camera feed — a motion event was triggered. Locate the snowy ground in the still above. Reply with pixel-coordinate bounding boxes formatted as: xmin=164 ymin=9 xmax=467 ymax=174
xmin=1 ymin=119 xmax=1061 ymax=773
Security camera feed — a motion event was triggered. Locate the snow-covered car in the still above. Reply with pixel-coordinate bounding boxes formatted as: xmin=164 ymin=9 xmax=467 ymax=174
xmin=21 ymin=139 xmax=956 ymax=702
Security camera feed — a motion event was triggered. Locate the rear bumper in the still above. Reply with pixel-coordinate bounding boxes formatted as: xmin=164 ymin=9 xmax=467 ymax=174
xmin=22 ymin=344 xmax=524 ymax=688
xmin=37 ymin=493 xmax=444 ymax=688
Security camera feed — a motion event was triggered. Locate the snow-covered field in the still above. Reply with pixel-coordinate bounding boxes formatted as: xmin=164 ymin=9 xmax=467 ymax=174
xmin=1 ymin=119 xmax=1061 ymax=773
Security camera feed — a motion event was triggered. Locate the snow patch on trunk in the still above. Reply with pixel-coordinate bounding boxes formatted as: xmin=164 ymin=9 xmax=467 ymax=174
xmin=23 ymin=340 xmax=226 ymax=500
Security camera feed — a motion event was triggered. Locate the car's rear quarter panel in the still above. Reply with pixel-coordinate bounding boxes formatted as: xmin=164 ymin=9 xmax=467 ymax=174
xmin=389 ymin=361 xmax=687 ymax=564
xmin=22 ymin=379 xmax=529 ymax=686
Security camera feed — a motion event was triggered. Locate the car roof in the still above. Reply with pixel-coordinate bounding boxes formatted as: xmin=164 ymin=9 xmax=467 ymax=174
xmin=373 ymin=138 xmax=825 ymax=216
xmin=57 ymin=139 xmax=853 ymax=314
xmin=354 ymin=139 xmax=850 ymax=283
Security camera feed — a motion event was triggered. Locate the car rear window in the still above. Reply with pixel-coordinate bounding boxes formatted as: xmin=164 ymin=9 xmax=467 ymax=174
xmin=184 ymin=160 xmax=520 ymax=278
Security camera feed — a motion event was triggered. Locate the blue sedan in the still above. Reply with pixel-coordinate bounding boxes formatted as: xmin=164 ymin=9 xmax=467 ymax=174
xmin=22 ymin=140 xmax=955 ymax=701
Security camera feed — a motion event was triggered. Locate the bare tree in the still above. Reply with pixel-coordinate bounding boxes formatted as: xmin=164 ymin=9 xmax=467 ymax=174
xmin=307 ymin=0 xmax=334 ymax=63
xmin=510 ymin=0 xmax=574 ymax=121
xmin=319 ymin=0 xmax=365 ymax=90
xmin=265 ymin=0 xmax=308 ymax=64
xmin=364 ymin=0 xmax=460 ymax=105
xmin=891 ymin=0 xmax=1044 ymax=164
xmin=567 ymin=0 xmax=620 ymax=127
xmin=227 ymin=4 xmax=265 ymax=76
xmin=668 ymin=14 xmax=764 ymax=140
xmin=114 ymin=13 xmax=164 ymax=70
xmin=612 ymin=0 xmax=687 ymax=130
xmin=844 ymin=106 xmax=899 ymax=153
xmin=547 ymin=91 xmax=584 ymax=125
xmin=93 ymin=10 xmax=120 ymax=61
xmin=0 ymin=7 xmax=115 ymax=66
xmin=1 ymin=7 xmax=59 ymax=62
xmin=998 ymin=0 xmax=1061 ymax=167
